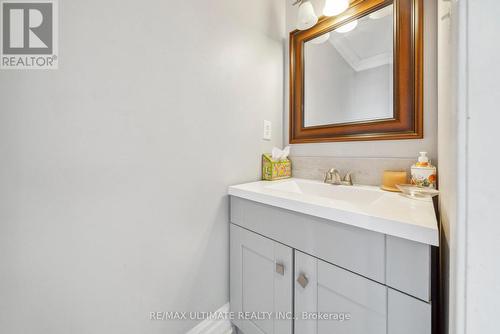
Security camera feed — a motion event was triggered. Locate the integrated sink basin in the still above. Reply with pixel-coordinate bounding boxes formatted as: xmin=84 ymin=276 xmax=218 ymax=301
xmin=265 ymin=178 xmax=384 ymax=206
xmin=229 ymin=178 xmax=439 ymax=246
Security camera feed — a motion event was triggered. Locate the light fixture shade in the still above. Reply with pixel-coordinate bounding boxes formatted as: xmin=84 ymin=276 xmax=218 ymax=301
xmin=323 ymin=0 xmax=349 ymax=17
xmin=297 ymin=1 xmax=318 ymax=30
xmin=310 ymin=33 xmax=331 ymax=44
xmin=335 ymin=19 xmax=358 ymax=33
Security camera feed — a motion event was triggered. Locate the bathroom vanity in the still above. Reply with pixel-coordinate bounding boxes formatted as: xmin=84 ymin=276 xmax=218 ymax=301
xmin=229 ymin=178 xmax=438 ymax=334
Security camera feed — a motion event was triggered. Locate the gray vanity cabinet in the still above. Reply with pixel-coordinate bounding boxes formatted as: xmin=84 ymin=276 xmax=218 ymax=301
xmin=388 ymin=288 xmax=432 ymax=334
xmin=230 ymin=197 xmax=435 ymax=334
xmin=230 ymin=224 xmax=293 ymax=334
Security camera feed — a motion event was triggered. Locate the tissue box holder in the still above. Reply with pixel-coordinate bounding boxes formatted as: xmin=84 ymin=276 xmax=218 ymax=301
xmin=262 ymin=154 xmax=291 ymax=181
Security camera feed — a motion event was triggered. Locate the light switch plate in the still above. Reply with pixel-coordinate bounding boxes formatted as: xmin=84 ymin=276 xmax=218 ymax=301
xmin=263 ymin=120 xmax=272 ymax=140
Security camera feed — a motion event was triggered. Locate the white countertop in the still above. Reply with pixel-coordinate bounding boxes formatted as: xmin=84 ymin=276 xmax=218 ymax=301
xmin=228 ymin=178 xmax=439 ymax=246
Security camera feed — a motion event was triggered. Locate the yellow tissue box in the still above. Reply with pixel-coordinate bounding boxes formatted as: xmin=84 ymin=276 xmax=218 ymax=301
xmin=262 ymin=154 xmax=292 ymax=181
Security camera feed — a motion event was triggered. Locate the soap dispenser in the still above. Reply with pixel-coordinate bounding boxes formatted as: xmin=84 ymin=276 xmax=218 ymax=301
xmin=411 ymin=152 xmax=437 ymax=188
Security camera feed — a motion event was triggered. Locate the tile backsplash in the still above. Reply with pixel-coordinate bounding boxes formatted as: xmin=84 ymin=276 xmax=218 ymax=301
xmin=290 ymin=156 xmax=417 ymax=186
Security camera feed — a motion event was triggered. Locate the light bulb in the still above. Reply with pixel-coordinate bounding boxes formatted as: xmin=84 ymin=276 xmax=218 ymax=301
xmin=335 ymin=20 xmax=358 ymax=33
xmin=310 ymin=33 xmax=331 ymax=44
xmin=323 ymin=0 xmax=349 ymax=17
xmin=297 ymin=1 xmax=318 ymax=31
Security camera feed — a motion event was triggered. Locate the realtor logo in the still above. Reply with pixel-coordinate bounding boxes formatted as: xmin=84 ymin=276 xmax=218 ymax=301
xmin=1 ymin=0 xmax=58 ymax=69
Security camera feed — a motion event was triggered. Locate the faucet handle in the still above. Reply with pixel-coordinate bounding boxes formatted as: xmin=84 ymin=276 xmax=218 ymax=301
xmin=328 ymin=168 xmax=338 ymax=176
xmin=343 ymin=171 xmax=354 ymax=185
xmin=324 ymin=169 xmax=333 ymax=183
xmin=324 ymin=168 xmax=341 ymax=184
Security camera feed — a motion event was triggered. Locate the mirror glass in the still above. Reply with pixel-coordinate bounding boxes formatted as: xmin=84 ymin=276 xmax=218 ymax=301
xmin=303 ymin=5 xmax=394 ymax=127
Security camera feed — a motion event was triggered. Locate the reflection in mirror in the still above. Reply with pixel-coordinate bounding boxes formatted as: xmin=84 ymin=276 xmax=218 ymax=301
xmin=303 ymin=4 xmax=394 ymax=127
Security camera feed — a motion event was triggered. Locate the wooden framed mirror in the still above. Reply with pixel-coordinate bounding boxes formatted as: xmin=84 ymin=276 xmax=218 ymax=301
xmin=289 ymin=0 xmax=423 ymax=143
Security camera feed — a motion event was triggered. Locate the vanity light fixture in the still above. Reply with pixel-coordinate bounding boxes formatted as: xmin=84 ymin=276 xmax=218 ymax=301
xmin=323 ymin=0 xmax=349 ymax=17
xmin=293 ymin=0 xmax=351 ymax=31
xmin=294 ymin=0 xmax=318 ymax=30
xmin=335 ymin=19 xmax=358 ymax=33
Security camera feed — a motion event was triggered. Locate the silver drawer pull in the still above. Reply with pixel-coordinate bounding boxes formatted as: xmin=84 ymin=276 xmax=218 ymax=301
xmin=297 ymin=273 xmax=309 ymax=288
xmin=276 ymin=263 xmax=285 ymax=276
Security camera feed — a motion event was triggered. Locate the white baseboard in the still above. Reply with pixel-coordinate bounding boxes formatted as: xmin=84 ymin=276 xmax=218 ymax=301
xmin=186 ymin=303 xmax=233 ymax=334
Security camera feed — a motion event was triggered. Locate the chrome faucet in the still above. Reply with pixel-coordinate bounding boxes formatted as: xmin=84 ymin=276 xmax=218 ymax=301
xmin=324 ymin=169 xmax=354 ymax=186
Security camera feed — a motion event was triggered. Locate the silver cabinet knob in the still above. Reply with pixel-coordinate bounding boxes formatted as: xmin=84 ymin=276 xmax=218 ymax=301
xmin=297 ymin=273 xmax=309 ymax=288
xmin=276 ymin=263 xmax=285 ymax=276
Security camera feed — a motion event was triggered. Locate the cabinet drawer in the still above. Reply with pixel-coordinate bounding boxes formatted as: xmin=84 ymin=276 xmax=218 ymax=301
xmin=386 ymin=236 xmax=432 ymax=301
xmin=231 ymin=197 xmax=386 ymax=283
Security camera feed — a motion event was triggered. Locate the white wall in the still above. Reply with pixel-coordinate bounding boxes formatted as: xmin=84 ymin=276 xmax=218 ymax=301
xmin=285 ymin=0 xmax=438 ymax=160
xmin=463 ymin=0 xmax=500 ymax=333
xmin=437 ymin=0 xmax=462 ymax=332
xmin=439 ymin=1 xmax=500 ymax=333
xmin=0 ymin=1 xmax=285 ymax=333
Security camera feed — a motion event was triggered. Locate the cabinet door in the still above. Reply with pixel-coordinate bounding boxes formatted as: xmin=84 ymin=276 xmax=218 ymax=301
xmin=388 ymin=288 xmax=432 ymax=334
xmin=230 ymin=224 xmax=293 ymax=334
xmin=295 ymin=251 xmax=387 ymax=334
